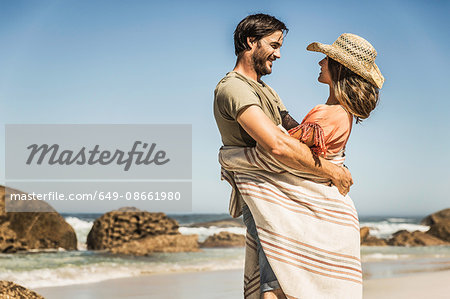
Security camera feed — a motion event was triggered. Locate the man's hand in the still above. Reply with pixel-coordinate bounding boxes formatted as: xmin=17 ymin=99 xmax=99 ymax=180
xmin=331 ymin=166 xmax=353 ymax=196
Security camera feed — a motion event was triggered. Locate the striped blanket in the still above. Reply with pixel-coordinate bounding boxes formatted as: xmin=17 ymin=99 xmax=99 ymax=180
xmin=219 ymin=145 xmax=362 ymax=299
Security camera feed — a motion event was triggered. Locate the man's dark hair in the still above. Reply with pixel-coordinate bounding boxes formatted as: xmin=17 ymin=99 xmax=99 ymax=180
xmin=234 ymin=14 xmax=288 ymax=56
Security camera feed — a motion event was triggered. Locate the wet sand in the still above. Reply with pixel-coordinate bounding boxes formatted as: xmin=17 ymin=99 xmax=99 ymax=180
xmin=35 ymin=269 xmax=244 ymax=299
xmin=34 ymin=269 xmax=450 ymax=299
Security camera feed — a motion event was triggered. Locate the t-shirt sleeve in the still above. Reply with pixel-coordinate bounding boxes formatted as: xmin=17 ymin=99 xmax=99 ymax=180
xmin=216 ymin=79 xmax=262 ymax=120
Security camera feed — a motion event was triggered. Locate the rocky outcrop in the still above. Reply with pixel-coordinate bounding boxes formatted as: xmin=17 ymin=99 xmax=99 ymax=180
xmin=363 ymin=237 xmax=387 ymax=246
xmin=188 ymin=218 xmax=245 ymax=228
xmin=427 ymin=220 xmax=450 ymax=242
xmin=110 ymin=234 xmax=199 ymax=255
xmin=87 ymin=207 xmax=198 ymax=254
xmin=200 ymin=231 xmax=245 ymax=247
xmin=0 ymin=281 xmax=45 ymax=299
xmin=360 ymin=227 xmax=370 ymax=241
xmin=421 ymin=208 xmax=450 ymax=225
xmin=0 ymin=223 xmax=27 ymax=253
xmin=360 ymin=209 xmax=450 ymax=246
xmin=0 ymin=186 xmax=77 ymax=252
xmin=360 ymin=227 xmax=387 ymax=246
xmin=387 ymin=230 xmax=448 ymax=246
xmin=421 ymin=208 xmax=450 ymax=242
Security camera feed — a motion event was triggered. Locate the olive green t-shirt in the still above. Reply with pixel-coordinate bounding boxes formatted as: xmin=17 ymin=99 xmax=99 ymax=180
xmin=214 ymin=71 xmax=287 ymax=146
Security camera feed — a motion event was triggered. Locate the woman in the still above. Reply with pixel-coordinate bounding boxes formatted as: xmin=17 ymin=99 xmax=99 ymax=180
xmin=289 ymin=33 xmax=383 ymax=159
xmin=220 ymin=33 xmax=384 ymax=299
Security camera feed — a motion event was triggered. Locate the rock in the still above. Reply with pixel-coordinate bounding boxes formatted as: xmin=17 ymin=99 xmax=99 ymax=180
xmin=359 ymin=227 xmax=387 ymax=246
xmin=117 ymin=207 xmax=142 ymax=212
xmin=362 ymin=236 xmax=388 ymax=246
xmin=0 ymin=186 xmax=77 ymax=252
xmin=200 ymin=231 xmax=245 ymax=247
xmin=421 ymin=208 xmax=450 ymax=225
xmin=88 ymin=208 xmax=200 ymax=255
xmin=0 ymin=223 xmax=28 ymax=253
xmin=427 ymin=220 xmax=450 ymax=242
xmin=0 ymin=281 xmax=45 ymax=298
xmin=87 ymin=208 xmax=180 ymax=250
xmin=110 ymin=234 xmax=199 ymax=255
xmin=360 ymin=227 xmax=370 ymax=241
xmin=387 ymin=230 xmax=448 ymax=246
xmin=420 ymin=208 xmax=450 ymax=242
xmin=188 ymin=218 xmax=245 ymax=228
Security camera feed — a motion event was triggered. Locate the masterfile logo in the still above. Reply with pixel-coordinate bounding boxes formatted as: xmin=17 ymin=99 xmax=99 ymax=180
xmin=26 ymin=141 xmax=170 ymax=171
xmin=6 ymin=124 xmax=191 ymax=180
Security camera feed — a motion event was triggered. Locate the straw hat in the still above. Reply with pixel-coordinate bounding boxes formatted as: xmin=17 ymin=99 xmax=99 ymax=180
xmin=307 ymin=33 xmax=384 ymax=89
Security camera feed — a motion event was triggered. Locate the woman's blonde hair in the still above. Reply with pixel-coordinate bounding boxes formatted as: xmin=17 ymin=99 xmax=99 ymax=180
xmin=328 ymin=57 xmax=379 ymax=123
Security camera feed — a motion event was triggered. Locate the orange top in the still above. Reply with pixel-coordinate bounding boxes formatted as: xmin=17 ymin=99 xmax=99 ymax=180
xmin=288 ymin=104 xmax=353 ymax=157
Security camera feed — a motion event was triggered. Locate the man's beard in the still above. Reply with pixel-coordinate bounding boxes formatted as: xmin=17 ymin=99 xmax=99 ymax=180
xmin=252 ymin=48 xmax=272 ymax=77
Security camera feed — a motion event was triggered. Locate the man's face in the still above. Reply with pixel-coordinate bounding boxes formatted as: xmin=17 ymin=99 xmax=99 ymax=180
xmin=251 ymin=30 xmax=283 ymax=77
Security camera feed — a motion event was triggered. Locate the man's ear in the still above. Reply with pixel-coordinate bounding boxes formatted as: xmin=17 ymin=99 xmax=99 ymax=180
xmin=247 ymin=37 xmax=257 ymax=50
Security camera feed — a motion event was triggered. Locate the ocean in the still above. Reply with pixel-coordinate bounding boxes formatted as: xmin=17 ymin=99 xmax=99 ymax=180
xmin=1 ymin=214 xmax=449 ymax=289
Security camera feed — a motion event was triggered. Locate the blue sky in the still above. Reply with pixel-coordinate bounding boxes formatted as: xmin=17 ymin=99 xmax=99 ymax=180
xmin=0 ymin=0 xmax=449 ymax=215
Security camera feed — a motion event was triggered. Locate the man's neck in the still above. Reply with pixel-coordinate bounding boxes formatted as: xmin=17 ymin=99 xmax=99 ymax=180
xmin=233 ymin=56 xmax=260 ymax=82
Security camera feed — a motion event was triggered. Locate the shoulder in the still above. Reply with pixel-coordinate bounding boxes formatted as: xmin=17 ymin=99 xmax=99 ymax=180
xmin=215 ymin=73 xmax=256 ymax=98
xmin=214 ymin=73 xmax=260 ymax=111
xmin=214 ymin=73 xmax=262 ymax=119
xmin=307 ymin=104 xmax=348 ymax=118
xmin=303 ymin=104 xmax=351 ymax=127
xmin=304 ymin=104 xmax=330 ymax=120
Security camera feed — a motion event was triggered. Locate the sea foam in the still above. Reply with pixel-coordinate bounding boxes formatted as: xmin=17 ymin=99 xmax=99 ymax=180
xmin=0 ymin=249 xmax=245 ymax=289
xmin=359 ymin=221 xmax=429 ymax=239
xmin=179 ymin=226 xmax=246 ymax=242
xmin=64 ymin=217 xmax=94 ymax=250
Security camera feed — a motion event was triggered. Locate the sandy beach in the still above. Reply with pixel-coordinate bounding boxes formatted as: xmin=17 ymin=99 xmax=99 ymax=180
xmin=363 ymin=270 xmax=450 ymax=299
xmin=34 ymin=269 xmax=450 ymax=299
xmin=35 ymin=269 xmax=244 ymax=299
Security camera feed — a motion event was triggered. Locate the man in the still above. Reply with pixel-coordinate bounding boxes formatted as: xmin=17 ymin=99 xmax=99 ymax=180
xmin=213 ymin=14 xmax=353 ymax=299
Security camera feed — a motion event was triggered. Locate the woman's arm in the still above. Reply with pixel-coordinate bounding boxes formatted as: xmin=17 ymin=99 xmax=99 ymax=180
xmin=290 ymin=127 xmax=315 ymax=147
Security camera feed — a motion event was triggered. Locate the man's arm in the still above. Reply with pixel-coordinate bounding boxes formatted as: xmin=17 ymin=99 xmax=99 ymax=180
xmin=237 ymin=105 xmax=353 ymax=195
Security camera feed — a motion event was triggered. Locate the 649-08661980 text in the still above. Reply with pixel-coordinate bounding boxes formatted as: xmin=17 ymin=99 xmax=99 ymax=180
xmin=8 ymin=191 xmax=182 ymax=201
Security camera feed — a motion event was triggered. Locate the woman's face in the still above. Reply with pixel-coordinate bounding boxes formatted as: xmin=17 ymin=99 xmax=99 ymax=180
xmin=318 ymin=56 xmax=332 ymax=85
